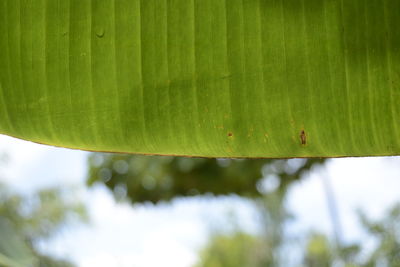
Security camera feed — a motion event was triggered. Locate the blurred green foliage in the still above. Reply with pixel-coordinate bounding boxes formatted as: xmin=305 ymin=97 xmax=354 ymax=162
xmin=87 ymin=154 xmax=326 ymax=267
xmin=194 ymin=203 xmax=400 ymax=267
xmin=86 ymin=154 xmax=325 ymax=266
xmin=0 ymin=182 xmax=87 ymax=267
xmin=87 ymin=154 xmax=324 ymax=203
xmin=304 ymin=233 xmax=333 ymax=267
xmin=195 ymin=232 xmax=268 ymax=267
xmin=87 ymin=153 xmax=400 ymax=267
xmin=358 ymin=204 xmax=400 ymax=267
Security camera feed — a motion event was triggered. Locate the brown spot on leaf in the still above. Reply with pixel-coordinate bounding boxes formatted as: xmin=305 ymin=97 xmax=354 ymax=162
xmin=228 ymin=132 xmax=233 ymax=137
xmin=300 ymin=130 xmax=306 ymax=145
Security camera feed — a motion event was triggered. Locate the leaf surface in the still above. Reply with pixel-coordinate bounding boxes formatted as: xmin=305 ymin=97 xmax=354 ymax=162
xmin=0 ymin=0 xmax=399 ymax=157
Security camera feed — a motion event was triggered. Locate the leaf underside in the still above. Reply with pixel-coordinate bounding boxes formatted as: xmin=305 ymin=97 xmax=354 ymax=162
xmin=0 ymin=0 xmax=399 ymax=158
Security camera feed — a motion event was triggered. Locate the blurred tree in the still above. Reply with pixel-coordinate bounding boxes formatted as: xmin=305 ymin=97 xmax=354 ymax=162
xmin=359 ymin=204 xmax=400 ymax=267
xmin=0 ymin=217 xmax=35 ymax=267
xmin=304 ymin=233 xmax=335 ymax=267
xmin=87 ymin=154 xmax=324 ymax=204
xmin=195 ymin=232 xmax=268 ymax=267
xmin=252 ymin=191 xmax=294 ymax=266
xmin=0 ymin=182 xmax=87 ymax=267
xmin=86 ymin=154 xmax=325 ymax=266
xmin=194 ymin=201 xmax=400 ymax=267
xmin=194 ymin=227 xmax=362 ymax=267
xmin=193 ymin=190 xmax=295 ymax=267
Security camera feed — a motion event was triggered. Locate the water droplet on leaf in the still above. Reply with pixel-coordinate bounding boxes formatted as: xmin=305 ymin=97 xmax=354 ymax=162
xmin=95 ymin=28 xmax=105 ymax=38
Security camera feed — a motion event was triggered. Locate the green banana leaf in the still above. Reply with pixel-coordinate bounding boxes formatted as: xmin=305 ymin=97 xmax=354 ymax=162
xmin=0 ymin=0 xmax=399 ymax=158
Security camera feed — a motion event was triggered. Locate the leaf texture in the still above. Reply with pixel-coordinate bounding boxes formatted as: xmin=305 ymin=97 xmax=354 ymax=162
xmin=0 ymin=0 xmax=399 ymax=157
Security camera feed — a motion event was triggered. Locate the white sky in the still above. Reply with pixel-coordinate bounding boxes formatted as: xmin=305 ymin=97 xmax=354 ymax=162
xmin=0 ymin=134 xmax=399 ymax=267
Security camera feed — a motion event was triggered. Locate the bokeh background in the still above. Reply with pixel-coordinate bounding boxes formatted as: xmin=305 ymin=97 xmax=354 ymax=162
xmin=0 ymin=134 xmax=400 ymax=267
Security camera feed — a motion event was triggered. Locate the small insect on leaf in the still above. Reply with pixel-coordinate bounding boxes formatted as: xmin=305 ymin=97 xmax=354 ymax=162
xmin=300 ymin=130 xmax=306 ymax=145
